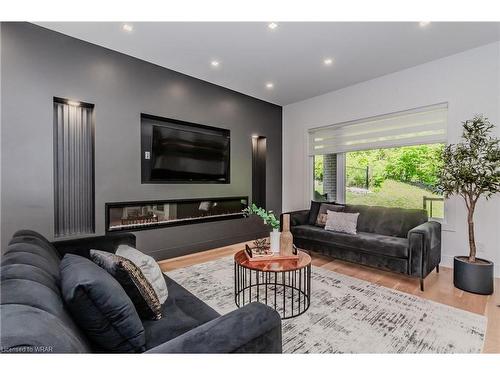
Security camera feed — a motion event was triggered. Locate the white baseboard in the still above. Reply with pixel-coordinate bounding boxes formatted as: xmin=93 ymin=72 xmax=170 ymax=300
xmin=440 ymin=255 xmax=455 ymax=269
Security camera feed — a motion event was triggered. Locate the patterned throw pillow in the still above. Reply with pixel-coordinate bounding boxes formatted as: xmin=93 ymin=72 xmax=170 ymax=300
xmin=116 ymin=245 xmax=168 ymax=304
xmin=90 ymin=250 xmax=162 ymax=320
xmin=315 ymin=203 xmax=345 ymax=227
xmin=324 ymin=210 xmax=360 ymax=235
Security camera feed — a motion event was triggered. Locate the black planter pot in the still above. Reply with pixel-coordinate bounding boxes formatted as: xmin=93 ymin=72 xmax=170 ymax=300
xmin=453 ymin=256 xmax=494 ymax=295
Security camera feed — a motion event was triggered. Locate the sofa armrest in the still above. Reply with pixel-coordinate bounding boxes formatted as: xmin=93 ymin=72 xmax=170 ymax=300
xmin=408 ymin=221 xmax=441 ymax=278
xmin=280 ymin=210 xmax=310 ymax=229
xmin=145 ymin=302 xmax=282 ymax=353
xmin=52 ymin=233 xmax=136 ymax=259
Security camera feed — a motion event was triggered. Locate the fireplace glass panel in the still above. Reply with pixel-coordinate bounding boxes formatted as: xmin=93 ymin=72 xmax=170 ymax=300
xmin=106 ymin=197 xmax=248 ymax=232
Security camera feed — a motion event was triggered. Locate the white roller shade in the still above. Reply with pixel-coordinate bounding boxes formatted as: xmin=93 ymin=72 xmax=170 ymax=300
xmin=308 ymin=103 xmax=448 ymax=155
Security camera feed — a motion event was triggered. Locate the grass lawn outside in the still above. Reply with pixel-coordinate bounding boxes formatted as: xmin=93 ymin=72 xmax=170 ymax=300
xmin=346 ymin=179 xmax=444 ymax=218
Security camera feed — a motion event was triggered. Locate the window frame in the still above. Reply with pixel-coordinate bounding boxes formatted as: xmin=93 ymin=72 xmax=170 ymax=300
xmin=311 ymin=146 xmax=447 ymax=223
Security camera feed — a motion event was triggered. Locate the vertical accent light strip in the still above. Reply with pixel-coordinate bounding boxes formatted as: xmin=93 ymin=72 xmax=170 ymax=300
xmin=251 ymin=136 xmax=267 ymax=208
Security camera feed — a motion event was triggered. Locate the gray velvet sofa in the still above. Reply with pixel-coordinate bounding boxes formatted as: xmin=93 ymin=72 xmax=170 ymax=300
xmin=284 ymin=203 xmax=441 ymax=291
xmin=0 ymin=230 xmax=282 ymax=353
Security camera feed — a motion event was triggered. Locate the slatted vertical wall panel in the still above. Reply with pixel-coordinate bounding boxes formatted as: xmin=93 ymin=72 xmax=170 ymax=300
xmin=54 ymin=99 xmax=95 ymax=238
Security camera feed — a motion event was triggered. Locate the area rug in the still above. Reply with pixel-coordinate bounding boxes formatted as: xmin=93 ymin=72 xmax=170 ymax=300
xmin=166 ymin=256 xmax=486 ymax=353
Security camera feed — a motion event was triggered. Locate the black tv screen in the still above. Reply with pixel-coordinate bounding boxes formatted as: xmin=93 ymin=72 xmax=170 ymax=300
xmin=143 ymin=117 xmax=230 ymax=183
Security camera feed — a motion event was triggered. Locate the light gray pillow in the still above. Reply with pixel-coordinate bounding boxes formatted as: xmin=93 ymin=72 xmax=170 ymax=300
xmin=116 ymin=245 xmax=168 ymax=304
xmin=324 ymin=210 xmax=360 ymax=235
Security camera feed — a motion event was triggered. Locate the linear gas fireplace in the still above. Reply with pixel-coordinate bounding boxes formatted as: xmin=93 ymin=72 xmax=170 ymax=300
xmin=105 ymin=196 xmax=248 ymax=232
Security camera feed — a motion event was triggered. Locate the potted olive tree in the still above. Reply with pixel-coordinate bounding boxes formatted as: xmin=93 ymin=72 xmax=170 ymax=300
xmin=439 ymin=115 xmax=500 ymax=295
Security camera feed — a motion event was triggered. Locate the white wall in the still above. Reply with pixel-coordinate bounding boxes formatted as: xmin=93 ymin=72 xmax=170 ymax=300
xmin=283 ymin=41 xmax=500 ymax=274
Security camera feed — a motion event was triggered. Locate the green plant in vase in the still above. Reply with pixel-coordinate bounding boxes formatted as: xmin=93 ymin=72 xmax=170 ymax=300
xmin=242 ymin=204 xmax=280 ymax=229
xmin=242 ymin=204 xmax=281 ymax=253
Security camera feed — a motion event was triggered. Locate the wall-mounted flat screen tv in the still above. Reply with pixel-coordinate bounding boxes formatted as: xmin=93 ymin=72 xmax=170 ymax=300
xmin=141 ymin=114 xmax=230 ymax=183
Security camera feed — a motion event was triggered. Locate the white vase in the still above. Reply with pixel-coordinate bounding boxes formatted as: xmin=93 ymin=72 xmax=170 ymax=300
xmin=270 ymin=228 xmax=281 ymax=253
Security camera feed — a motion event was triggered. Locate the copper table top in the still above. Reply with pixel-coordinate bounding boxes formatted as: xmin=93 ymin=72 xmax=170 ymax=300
xmin=234 ymin=249 xmax=311 ymax=272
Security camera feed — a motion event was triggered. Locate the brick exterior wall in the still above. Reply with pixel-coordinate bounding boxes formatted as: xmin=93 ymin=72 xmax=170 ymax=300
xmin=323 ymin=154 xmax=337 ymax=201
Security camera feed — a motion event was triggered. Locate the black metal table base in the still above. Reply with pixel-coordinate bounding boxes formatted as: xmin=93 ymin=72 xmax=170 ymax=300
xmin=234 ymin=263 xmax=311 ymax=319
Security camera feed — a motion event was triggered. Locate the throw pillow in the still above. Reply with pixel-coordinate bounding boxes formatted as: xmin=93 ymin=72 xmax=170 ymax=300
xmin=60 ymin=254 xmax=146 ymax=353
xmin=315 ymin=203 xmax=345 ymax=227
xmin=116 ymin=245 xmax=168 ymax=304
xmin=324 ymin=210 xmax=360 ymax=235
xmin=90 ymin=250 xmax=162 ymax=320
xmin=307 ymin=201 xmax=334 ymax=225
xmin=307 ymin=201 xmax=323 ymax=225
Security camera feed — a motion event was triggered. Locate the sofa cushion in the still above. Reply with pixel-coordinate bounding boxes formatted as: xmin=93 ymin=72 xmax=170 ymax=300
xmin=2 ymin=250 xmax=60 ymax=283
xmin=1 ymin=278 xmax=80 ymax=328
xmin=60 ymin=254 xmax=146 ymax=353
xmin=343 ymin=205 xmax=428 ymax=238
xmin=1 ymin=263 xmax=60 ymax=294
xmin=142 ymin=276 xmax=220 ymax=350
xmin=9 ymin=236 xmax=61 ymax=263
xmin=291 ymin=225 xmax=409 ymax=258
xmin=12 ymin=229 xmax=54 ymax=243
xmin=1 ymin=231 xmax=90 ymax=353
xmin=0 ymin=275 xmax=90 ymax=352
xmin=0 ymin=304 xmax=90 ymax=353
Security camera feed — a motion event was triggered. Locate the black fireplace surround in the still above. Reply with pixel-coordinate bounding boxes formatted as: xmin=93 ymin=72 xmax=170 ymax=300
xmin=105 ymin=196 xmax=248 ymax=233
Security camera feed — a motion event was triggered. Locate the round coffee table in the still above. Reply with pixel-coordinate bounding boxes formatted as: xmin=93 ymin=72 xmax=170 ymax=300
xmin=234 ymin=250 xmax=311 ymax=319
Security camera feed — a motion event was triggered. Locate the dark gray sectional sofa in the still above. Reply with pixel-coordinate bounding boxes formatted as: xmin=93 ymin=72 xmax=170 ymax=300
xmin=284 ymin=202 xmax=441 ymax=291
xmin=0 ymin=230 xmax=282 ymax=353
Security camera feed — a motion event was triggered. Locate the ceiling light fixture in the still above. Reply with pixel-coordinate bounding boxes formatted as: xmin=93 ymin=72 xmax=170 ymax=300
xmin=323 ymin=58 xmax=334 ymax=66
xmin=122 ymin=23 xmax=134 ymax=32
xmin=268 ymin=22 xmax=278 ymax=30
xmin=419 ymin=21 xmax=431 ymax=28
xmin=265 ymin=82 xmax=274 ymax=89
xmin=210 ymin=60 xmax=220 ymax=67
xmin=67 ymin=100 xmax=81 ymax=107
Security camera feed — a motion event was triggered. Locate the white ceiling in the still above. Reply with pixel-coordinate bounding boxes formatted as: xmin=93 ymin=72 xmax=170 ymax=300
xmin=36 ymin=22 xmax=500 ymax=106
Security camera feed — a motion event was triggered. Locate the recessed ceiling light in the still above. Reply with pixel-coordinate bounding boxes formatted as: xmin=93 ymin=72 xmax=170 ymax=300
xmin=210 ymin=60 xmax=220 ymax=67
xmin=122 ymin=23 xmax=134 ymax=32
xmin=265 ymin=82 xmax=274 ymax=89
xmin=268 ymin=22 xmax=278 ymax=30
xmin=419 ymin=21 xmax=431 ymax=28
xmin=323 ymin=58 xmax=334 ymax=66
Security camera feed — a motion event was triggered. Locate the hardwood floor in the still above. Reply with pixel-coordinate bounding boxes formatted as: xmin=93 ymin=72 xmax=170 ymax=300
xmin=159 ymin=240 xmax=500 ymax=353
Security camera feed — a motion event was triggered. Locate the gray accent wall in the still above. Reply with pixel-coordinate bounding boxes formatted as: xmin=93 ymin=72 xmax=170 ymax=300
xmin=0 ymin=22 xmax=282 ymax=259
